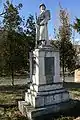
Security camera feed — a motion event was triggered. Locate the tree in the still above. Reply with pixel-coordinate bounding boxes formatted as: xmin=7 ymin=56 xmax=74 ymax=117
xmin=25 ymin=14 xmax=36 ymax=51
xmin=0 ymin=1 xmax=36 ymax=85
xmin=1 ymin=0 xmax=23 ymax=85
xmin=73 ymin=18 xmax=80 ymax=33
xmin=52 ymin=7 xmax=77 ymax=81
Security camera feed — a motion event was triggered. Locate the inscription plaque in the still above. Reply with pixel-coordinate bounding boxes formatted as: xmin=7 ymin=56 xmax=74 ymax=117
xmin=45 ymin=57 xmax=54 ymax=83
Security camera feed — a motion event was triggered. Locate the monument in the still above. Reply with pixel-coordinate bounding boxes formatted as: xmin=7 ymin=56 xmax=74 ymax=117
xmin=18 ymin=4 xmax=70 ymax=120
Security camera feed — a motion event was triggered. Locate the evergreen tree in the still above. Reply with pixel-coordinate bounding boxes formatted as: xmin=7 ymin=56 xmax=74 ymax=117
xmin=25 ymin=14 xmax=36 ymax=51
xmin=0 ymin=1 xmax=36 ymax=85
xmin=1 ymin=0 xmax=23 ymax=85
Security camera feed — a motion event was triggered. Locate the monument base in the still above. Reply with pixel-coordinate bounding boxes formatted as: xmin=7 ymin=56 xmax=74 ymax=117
xmin=18 ymin=83 xmax=70 ymax=120
xmin=18 ymin=100 xmax=75 ymax=120
xmin=24 ymin=83 xmax=69 ymax=108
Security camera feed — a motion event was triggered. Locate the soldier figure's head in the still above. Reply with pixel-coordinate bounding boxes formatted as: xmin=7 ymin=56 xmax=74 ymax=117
xmin=39 ymin=3 xmax=46 ymax=12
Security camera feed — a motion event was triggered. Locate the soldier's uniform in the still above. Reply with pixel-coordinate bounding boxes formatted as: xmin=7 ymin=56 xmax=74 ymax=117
xmin=36 ymin=4 xmax=50 ymax=46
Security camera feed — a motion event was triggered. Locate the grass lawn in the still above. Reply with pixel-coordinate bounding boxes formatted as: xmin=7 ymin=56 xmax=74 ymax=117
xmin=0 ymin=107 xmax=28 ymax=120
xmin=68 ymin=88 xmax=80 ymax=100
xmin=0 ymin=92 xmax=28 ymax=120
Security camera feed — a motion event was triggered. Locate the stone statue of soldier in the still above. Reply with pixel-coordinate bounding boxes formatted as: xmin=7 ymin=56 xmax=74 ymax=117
xmin=36 ymin=4 xmax=50 ymax=47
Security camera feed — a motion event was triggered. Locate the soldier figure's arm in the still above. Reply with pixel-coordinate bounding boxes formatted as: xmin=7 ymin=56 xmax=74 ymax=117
xmin=40 ymin=10 xmax=50 ymax=25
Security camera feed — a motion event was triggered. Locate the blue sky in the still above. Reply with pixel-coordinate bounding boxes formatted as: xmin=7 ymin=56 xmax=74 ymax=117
xmin=0 ymin=0 xmax=80 ymax=41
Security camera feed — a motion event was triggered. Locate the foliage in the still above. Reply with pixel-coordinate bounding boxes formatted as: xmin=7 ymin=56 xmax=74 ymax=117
xmin=0 ymin=1 xmax=36 ymax=84
xmin=25 ymin=14 xmax=36 ymax=51
xmin=3 ymin=0 xmax=22 ymax=31
xmin=0 ymin=1 xmax=23 ymax=84
xmin=52 ymin=7 xmax=77 ymax=80
xmin=73 ymin=18 xmax=80 ymax=33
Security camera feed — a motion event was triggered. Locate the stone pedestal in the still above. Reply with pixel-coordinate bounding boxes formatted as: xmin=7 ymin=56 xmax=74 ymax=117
xmin=18 ymin=46 xmax=69 ymax=120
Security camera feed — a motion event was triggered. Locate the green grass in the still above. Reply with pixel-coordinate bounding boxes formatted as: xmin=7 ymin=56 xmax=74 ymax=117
xmin=54 ymin=116 xmax=74 ymax=120
xmin=0 ymin=93 xmax=16 ymax=104
xmin=0 ymin=92 xmax=28 ymax=120
xmin=0 ymin=92 xmax=22 ymax=104
xmin=0 ymin=107 xmax=28 ymax=120
xmin=68 ymin=88 xmax=80 ymax=100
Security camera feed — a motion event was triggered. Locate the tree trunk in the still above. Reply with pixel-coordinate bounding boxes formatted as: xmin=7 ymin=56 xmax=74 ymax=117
xmin=11 ymin=64 xmax=14 ymax=86
xmin=62 ymin=41 xmax=65 ymax=82
xmin=62 ymin=61 xmax=65 ymax=82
